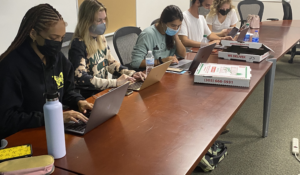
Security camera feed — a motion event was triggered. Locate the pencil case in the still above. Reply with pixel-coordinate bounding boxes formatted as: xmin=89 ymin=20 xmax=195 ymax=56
xmin=0 ymin=155 xmax=54 ymax=175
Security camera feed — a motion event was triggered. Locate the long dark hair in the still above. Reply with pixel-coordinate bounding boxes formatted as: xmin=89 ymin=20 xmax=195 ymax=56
xmin=159 ymin=5 xmax=183 ymax=50
xmin=0 ymin=4 xmax=63 ymax=62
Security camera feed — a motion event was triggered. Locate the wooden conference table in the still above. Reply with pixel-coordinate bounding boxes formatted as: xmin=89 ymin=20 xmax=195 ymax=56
xmin=5 ymin=20 xmax=300 ymax=175
xmin=52 ymin=168 xmax=78 ymax=175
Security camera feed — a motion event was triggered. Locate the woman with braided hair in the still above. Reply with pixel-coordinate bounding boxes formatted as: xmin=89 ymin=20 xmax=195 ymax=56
xmin=0 ymin=4 xmax=93 ymax=139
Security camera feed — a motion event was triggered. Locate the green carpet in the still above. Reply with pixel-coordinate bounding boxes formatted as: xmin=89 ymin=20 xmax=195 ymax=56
xmin=192 ymin=55 xmax=300 ymax=175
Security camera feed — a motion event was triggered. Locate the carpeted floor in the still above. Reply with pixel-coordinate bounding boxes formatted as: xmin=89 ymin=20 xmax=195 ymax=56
xmin=192 ymin=55 xmax=300 ymax=175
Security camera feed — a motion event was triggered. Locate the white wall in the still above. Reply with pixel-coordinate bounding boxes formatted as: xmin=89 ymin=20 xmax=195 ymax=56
xmin=136 ymin=0 xmax=190 ymax=30
xmin=1 ymin=0 xmax=299 ymax=63
xmin=0 ymin=0 xmax=78 ymax=54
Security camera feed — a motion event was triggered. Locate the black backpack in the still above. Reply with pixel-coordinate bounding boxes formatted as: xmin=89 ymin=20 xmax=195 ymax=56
xmin=197 ymin=140 xmax=231 ymax=172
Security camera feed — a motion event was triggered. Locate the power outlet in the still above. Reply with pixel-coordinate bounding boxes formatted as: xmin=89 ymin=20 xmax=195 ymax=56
xmin=292 ymin=138 xmax=299 ymax=155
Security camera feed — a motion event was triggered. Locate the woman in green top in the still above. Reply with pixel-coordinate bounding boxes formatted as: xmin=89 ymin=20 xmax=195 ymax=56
xmin=131 ymin=5 xmax=186 ymax=69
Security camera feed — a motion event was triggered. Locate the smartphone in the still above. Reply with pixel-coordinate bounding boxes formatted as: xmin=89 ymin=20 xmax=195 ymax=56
xmin=125 ymin=89 xmax=133 ymax=96
xmin=176 ymin=55 xmax=185 ymax=61
xmin=227 ymin=27 xmax=239 ymax=38
xmin=0 ymin=144 xmax=33 ymax=162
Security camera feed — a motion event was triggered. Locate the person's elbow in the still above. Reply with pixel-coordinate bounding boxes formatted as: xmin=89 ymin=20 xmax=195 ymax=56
xmin=178 ymin=49 xmax=186 ymax=58
xmin=181 ymin=40 xmax=189 ymax=47
xmin=130 ymin=57 xmax=141 ymax=69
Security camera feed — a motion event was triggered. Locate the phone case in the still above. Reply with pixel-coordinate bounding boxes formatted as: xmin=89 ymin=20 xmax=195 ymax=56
xmin=0 ymin=144 xmax=32 ymax=163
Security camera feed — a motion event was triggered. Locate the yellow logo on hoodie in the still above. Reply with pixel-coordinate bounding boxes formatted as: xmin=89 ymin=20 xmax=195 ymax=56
xmin=52 ymin=72 xmax=64 ymax=89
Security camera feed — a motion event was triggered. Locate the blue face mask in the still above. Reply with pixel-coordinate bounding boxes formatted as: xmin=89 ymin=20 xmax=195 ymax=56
xmin=165 ymin=26 xmax=179 ymax=36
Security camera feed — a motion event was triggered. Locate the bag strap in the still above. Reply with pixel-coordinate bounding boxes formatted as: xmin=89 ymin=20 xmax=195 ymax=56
xmin=206 ymin=140 xmax=231 ymax=156
xmin=211 ymin=147 xmax=228 ymax=165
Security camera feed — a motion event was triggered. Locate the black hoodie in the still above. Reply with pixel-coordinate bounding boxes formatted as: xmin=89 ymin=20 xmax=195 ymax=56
xmin=0 ymin=39 xmax=85 ymax=139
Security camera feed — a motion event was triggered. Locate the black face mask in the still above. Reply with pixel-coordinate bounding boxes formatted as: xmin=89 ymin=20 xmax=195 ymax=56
xmin=219 ymin=9 xmax=231 ymax=16
xmin=36 ymin=36 xmax=62 ymax=57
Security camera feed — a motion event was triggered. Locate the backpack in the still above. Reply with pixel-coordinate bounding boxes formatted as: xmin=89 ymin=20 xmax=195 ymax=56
xmin=197 ymin=140 xmax=230 ymax=172
xmin=247 ymin=14 xmax=260 ymax=29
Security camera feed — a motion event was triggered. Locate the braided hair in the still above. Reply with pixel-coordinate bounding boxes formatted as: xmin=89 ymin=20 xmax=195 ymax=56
xmin=0 ymin=4 xmax=63 ymax=62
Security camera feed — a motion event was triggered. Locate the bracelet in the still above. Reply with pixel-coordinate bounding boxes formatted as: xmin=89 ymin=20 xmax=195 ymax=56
xmin=158 ymin=57 xmax=164 ymax=64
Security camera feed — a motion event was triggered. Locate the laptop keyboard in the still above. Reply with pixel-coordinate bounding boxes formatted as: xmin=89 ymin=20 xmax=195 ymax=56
xmin=178 ymin=62 xmax=192 ymax=70
xmin=128 ymin=82 xmax=143 ymax=90
xmin=65 ymin=120 xmax=86 ymax=132
xmin=84 ymin=110 xmax=91 ymax=118
xmin=65 ymin=110 xmax=92 ymax=133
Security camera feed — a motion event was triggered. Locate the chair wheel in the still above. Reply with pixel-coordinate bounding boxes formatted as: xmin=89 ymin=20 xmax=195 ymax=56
xmin=288 ymin=59 xmax=293 ymax=64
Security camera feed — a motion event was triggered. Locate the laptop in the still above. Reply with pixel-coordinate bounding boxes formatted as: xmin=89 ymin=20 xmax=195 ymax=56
xmin=169 ymin=43 xmax=216 ymax=74
xmin=64 ymin=82 xmax=129 ymax=135
xmin=237 ymin=28 xmax=248 ymax=42
xmin=128 ymin=60 xmax=172 ymax=91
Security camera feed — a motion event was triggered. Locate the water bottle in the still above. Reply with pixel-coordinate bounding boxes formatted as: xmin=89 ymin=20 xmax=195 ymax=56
xmin=43 ymin=92 xmax=66 ymax=159
xmin=243 ymin=23 xmax=251 ymax=42
xmin=145 ymin=51 xmax=154 ymax=75
xmin=252 ymin=30 xmax=259 ymax=43
xmin=200 ymin=35 xmax=209 ymax=48
xmin=241 ymin=23 xmax=250 ymax=31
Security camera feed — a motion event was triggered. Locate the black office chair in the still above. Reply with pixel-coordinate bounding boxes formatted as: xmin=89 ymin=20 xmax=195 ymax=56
xmin=151 ymin=18 xmax=160 ymax=26
xmin=282 ymin=0 xmax=292 ymax=20
xmin=267 ymin=1 xmax=292 ymax=22
xmin=281 ymin=1 xmax=300 ymax=63
xmin=267 ymin=1 xmax=298 ymax=63
xmin=61 ymin=32 xmax=74 ymax=59
xmin=113 ymin=26 xmax=142 ymax=69
xmin=237 ymin=0 xmax=264 ymax=28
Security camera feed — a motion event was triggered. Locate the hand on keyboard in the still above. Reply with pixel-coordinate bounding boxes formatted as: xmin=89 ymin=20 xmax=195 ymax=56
xmin=132 ymin=72 xmax=147 ymax=81
xmin=117 ymin=74 xmax=136 ymax=86
xmin=78 ymin=100 xmax=94 ymax=114
xmin=63 ymin=110 xmax=89 ymax=123
xmin=163 ymin=55 xmax=179 ymax=64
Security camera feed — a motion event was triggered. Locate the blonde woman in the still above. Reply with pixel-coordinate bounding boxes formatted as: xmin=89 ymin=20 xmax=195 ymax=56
xmin=69 ymin=0 xmax=146 ymax=98
xmin=206 ymin=0 xmax=238 ymax=37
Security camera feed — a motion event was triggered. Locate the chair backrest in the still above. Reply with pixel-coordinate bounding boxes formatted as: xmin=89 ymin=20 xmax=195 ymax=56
xmin=151 ymin=18 xmax=160 ymax=26
xmin=61 ymin=32 xmax=74 ymax=59
xmin=237 ymin=0 xmax=264 ymax=28
xmin=282 ymin=0 xmax=292 ymax=20
xmin=61 ymin=46 xmax=69 ymax=59
xmin=113 ymin=27 xmax=142 ymax=66
xmin=63 ymin=32 xmax=74 ymax=43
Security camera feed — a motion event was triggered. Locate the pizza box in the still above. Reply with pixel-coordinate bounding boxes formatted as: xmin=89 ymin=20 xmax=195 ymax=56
xmin=194 ymin=63 xmax=251 ymax=87
xmin=218 ymin=40 xmax=274 ymax=63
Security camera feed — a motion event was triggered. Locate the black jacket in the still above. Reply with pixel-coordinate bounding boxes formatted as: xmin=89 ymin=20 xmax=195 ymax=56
xmin=0 ymin=39 xmax=85 ymax=139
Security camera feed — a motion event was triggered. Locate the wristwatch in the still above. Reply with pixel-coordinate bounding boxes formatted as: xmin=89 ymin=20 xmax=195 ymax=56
xmin=159 ymin=57 xmax=164 ymax=64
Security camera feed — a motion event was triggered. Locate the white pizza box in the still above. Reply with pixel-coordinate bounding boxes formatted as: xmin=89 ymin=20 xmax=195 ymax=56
xmin=218 ymin=40 xmax=274 ymax=63
xmin=194 ymin=63 xmax=252 ymax=87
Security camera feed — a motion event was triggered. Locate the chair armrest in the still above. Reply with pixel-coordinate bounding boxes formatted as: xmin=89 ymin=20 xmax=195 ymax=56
xmin=267 ymin=18 xmax=279 ymax=21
